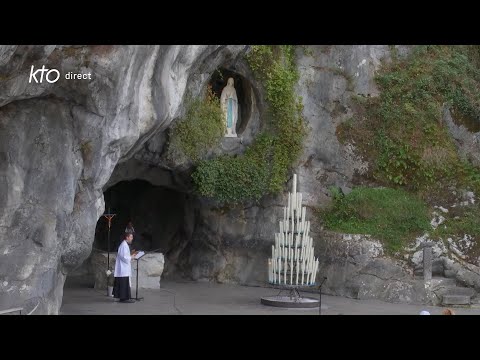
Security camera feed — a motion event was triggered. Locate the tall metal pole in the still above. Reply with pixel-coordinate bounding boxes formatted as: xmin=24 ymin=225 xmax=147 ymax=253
xmin=107 ymin=220 xmax=111 ymax=270
xmin=319 ymin=277 xmax=327 ymax=315
xmin=103 ymin=208 xmax=116 ymax=297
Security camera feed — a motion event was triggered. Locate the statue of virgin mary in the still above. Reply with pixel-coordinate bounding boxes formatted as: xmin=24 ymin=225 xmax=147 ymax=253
xmin=220 ymin=77 xmax=238 ymax=137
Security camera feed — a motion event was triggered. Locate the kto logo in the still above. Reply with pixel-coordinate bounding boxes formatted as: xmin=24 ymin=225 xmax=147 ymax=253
xmin=28 ymin=65 xmax=60 ymax=84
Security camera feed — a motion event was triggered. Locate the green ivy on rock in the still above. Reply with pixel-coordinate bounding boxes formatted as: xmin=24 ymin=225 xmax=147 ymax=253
xmin=192 ymin=45 xmax=306 ymax=204
xmin=168 ymin=87 xmax=225 ymax=163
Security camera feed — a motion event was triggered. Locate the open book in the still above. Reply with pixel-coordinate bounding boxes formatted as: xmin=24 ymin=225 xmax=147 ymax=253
xmin=134 ymin=251 xmax=145 ymax=260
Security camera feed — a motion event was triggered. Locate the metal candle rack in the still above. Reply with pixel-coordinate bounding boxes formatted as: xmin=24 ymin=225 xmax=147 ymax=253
xmin=262 ymin=174 xmax=321 ymax=309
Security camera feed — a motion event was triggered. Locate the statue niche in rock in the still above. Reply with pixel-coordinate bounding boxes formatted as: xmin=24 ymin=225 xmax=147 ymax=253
xmin=220 ymin=77 xmax=238 ymax=137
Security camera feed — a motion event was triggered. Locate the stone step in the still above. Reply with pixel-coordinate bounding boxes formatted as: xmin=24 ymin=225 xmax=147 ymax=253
xmin=471 ymin=297 xmax=480 ymax=305
xmin=443 ymin=286 xmax=476 ymax=297
xmin=431 ymin=277 xmax=457 ymax=287
xmin=442 ymin=294 xmax=471 ymax=305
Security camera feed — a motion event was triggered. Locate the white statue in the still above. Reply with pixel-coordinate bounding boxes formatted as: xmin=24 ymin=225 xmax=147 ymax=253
xmin=220 ymin=77 xmax=238 ymax=137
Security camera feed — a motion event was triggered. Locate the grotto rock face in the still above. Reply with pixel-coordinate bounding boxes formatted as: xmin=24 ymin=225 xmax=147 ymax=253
xmin=5 ymin=44 xmax=478 ymax=313
xmin=0 ymin=45 xmax=248 ymax=314
xmin=442 ymin=105 xmax=480 ymax=167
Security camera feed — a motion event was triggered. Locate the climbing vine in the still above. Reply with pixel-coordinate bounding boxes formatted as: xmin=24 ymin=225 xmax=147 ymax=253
xmin=168 ymin=86 xmax=225 ymax=163
xmin=192 ymin=45 xmax=306 ymax=204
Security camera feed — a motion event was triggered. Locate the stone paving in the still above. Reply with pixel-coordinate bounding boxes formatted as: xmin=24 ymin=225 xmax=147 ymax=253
xmin=60 ymin=279 xmax=480 ymax=315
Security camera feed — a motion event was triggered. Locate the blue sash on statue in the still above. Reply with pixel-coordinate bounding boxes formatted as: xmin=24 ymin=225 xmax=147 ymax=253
xmin=227 ymin=98 xmax=233 ymax=128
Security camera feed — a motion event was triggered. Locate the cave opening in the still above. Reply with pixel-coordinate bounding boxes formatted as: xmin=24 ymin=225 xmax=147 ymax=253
xmin=209 ymin=68 xmax=252 ymax=135
xmin=94 ymin=179 xmax=187 ymax=255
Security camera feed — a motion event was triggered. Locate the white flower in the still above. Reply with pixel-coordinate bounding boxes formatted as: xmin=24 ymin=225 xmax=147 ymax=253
xmin=106 ymin=270 xmax=112 ymax=276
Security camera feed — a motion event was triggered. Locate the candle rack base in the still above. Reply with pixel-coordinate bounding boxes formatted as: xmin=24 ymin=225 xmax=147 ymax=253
xmin=261 ymin=285 xmax=319 ymax=308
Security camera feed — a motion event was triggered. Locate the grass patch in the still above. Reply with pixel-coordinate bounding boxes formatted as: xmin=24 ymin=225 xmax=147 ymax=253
xmin=322 ymin=187 xmax=431 ymax=254
xmin=338 ymin=45 xmax=480 ymax=195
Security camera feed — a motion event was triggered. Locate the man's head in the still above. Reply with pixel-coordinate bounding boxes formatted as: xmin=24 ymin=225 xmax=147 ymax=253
xmin=124 ymin=232 xmax=134 ymax=244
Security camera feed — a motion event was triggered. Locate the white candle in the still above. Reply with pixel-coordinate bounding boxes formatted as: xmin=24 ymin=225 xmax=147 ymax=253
xmin=284 ymin=257 xmax=287 ymax=285
xmin=287 ymin=193 xmax=291 ymax=216
xmin=312 ymin=257 xmax=316 ymax=282
xmin=275 ymin=258 xmax=278 ymax=284
xmin=296 ymin=259 xmax=299 ymax=285
xmin=290 ymin=257 xmax=293 ymax=285
xmin=301 ymin=259 xmax=305 ymax=285
xmin=269 ymin=260 xmax=272 ymax=283
xmin=283 ymin=207 xmax=286 ymax=225
xmin=310 ymin=259 xmax=315 ymax=284
xmin=301 ymin=207 xmax=306 ymax=232
xmin=292 ymin=174 xmax=297 ymax=209
xmin=272 ymin=245 xmax=275 ymax=260
xmin=291 ymin=210 xmax=294 ymax=233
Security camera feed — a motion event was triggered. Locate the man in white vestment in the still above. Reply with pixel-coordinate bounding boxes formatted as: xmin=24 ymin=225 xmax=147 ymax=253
xmin=113 ymin=232 xmax=136 ymax=303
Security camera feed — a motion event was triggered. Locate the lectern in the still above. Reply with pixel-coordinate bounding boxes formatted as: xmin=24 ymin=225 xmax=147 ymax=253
xmin=133 ymin=251 xmax=145 ymax=301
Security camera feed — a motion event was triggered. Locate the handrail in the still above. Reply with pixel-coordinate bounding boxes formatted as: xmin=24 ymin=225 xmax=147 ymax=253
xmin=0 ymin=307 xmax=23 ymax=315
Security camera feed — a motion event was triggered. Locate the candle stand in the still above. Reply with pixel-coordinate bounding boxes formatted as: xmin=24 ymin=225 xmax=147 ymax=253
xmin=261 ymin=283 xmax=319 ymax=308
xmin=260 ymin=174 xmax=321 ymax=309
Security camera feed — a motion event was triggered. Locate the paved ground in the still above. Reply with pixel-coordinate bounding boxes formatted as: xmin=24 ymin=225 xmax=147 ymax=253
xmin=60 ymin=279 xmax=480 ymax=315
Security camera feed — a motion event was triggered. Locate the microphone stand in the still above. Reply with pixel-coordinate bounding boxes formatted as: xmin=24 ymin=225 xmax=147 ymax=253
xmin=319 ymin=277 xmax=327 ymax=315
